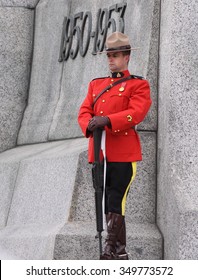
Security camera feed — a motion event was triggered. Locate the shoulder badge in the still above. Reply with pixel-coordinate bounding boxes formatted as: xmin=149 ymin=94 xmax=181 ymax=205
xmin=92 ymin=76 xmax=109 ymax=81
xmin=131 ymin=75 xmax=145 ymax=80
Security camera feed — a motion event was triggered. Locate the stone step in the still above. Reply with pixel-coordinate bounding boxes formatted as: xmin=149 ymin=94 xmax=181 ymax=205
xmin=0 ymin=221 xmax=162 ymax=260
xmin=0 ymin=223 xmax=62 ymax=260
xmin=54 ymin=221 xmax=162 ymax=260
xmin=0 ymin=137 xmax=159 ymax=259
xmin=0 ymin=139 xmax=88 ymax=228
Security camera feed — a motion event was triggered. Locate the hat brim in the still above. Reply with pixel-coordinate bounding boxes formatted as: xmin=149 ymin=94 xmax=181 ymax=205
xmin=98 ymin=47 xmax=140 ymax=54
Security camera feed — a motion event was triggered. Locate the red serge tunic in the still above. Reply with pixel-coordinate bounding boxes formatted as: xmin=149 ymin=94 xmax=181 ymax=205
xmin=78 ymin=70 xmax=152 ymax=163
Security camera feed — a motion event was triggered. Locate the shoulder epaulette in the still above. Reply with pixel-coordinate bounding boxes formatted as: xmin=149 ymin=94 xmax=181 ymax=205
xmin=131 ymin=74 xmax=145 ymax=80
xmin=92 ymin=76 xmax=109 ymax=81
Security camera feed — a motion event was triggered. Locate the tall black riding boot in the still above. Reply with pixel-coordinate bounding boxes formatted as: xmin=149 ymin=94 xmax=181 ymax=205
xmin=100 ymin=212 xmax=124 ymax=260
xmin=115 ymin=218 xmax=128 ymax=260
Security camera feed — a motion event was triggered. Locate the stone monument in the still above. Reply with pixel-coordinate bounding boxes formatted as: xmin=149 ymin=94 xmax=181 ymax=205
xmin=0 ymin=0 xmax=197 ymax=259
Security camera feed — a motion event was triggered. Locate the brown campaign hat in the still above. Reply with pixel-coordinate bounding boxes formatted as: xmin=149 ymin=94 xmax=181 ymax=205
xmin=99 ymin=32 xmax=139 ymax=53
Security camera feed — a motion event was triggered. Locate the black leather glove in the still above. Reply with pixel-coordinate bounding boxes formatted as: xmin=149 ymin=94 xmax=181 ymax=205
xmin=87 ymin=116 xmax=111 ymax=132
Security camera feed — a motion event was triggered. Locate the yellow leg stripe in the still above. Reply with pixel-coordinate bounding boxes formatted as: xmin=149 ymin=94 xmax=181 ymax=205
xmin=121 ymin=162 xmax=137 ymax=216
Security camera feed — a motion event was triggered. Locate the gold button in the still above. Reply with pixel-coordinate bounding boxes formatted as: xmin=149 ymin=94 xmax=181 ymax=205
xmin=125 ymin=132 xmax=128 ymax=135
xmin=100 ymin=111 xmax=103 ymax=114
xmin=127 ymin=115 xmax=133 ymax=122
xmin=102 ymin=99 xmax=105 ymax=103
xmin=114 ymin=130 xmax=117 ymax=133
xmin=119 ymin=93 xmax=122 ymax=96
xmin=117 ymin=130 xmax=120 ymax=132
xmin=111 ymin=79 xmax=114 ymax=82
xmin=107 ymin=90 xmax=109 ymax=92
xmin=93 ymin=94 xmax=96 ymax=97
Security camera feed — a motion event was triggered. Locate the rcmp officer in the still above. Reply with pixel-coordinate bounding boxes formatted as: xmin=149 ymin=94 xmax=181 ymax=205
xmin=78 ymin=32 xmax=152 ymax=259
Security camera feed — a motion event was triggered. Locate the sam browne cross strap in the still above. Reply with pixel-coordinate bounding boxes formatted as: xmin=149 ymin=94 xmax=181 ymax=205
xmin=92 ymin=75 xmax=143 ymax=108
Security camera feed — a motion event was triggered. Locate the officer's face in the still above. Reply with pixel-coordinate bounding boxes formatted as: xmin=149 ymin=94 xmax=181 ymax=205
xmin=106 ymin=52 xmax=129 ymax=72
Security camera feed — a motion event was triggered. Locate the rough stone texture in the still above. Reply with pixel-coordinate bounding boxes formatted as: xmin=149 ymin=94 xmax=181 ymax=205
xmin=0 ymin=224 xmax=60 ymax=259
xmin=0 ymin=138 xmax=88 ymax=259
xmin=0 ymin=162 xmax=19 ymax=228
xmin=17 ymin=0 xmax=71 ymax=144
xmin=17 ymin=0 xmax=159 ymax=144
xmin=54 ymin=222 xmax=162 ymax=260
xmin=0 ymin=142 xmax=62 ymax=228
xmin=0 ymin=140 xmax=85 ymax=228
xmin=124 ymin=0 xmax=159 ymax=131
xmin=0 ymin=134 xmax=161 ymax=259
xmin=157 ymin=0 xmax=198 ymax=259
xmin=0 ymin=0 xmax=40 ymax=8
xmin=0 ymin=7 xmax=34 ymax=153
xmin=7 ymin=153 xmax=77 ymax=225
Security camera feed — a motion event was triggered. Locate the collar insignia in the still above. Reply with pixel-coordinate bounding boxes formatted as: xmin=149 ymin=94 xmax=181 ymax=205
xmin=111 ymin=72 xmax=124 ymax=78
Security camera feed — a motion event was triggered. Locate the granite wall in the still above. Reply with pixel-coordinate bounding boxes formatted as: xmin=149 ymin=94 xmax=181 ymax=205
xmin=0 ymin=0 xmax=197 ymax=259
xmin=157 ymin=0 xmax=198 ymax=259
xmin=0 ymin=1 xmax=39 ymax=152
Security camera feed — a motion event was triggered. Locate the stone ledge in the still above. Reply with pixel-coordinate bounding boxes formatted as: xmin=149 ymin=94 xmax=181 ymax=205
xmin=0 ymin=0 xmax=40 ymax=8
xmin=54 ymin=221 xmax=162 ymax=260
xmin=0 ymin=138 xmax=88 ymax=228
xmin=0 ymin=221 xmax=162 ymax=260
xmin=0 ymin=223 xmax=62 ymax=259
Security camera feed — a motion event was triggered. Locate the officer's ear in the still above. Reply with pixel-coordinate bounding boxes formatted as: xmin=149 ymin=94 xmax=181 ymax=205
xmin=123 ymin=54 xmax=130 ymax=64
